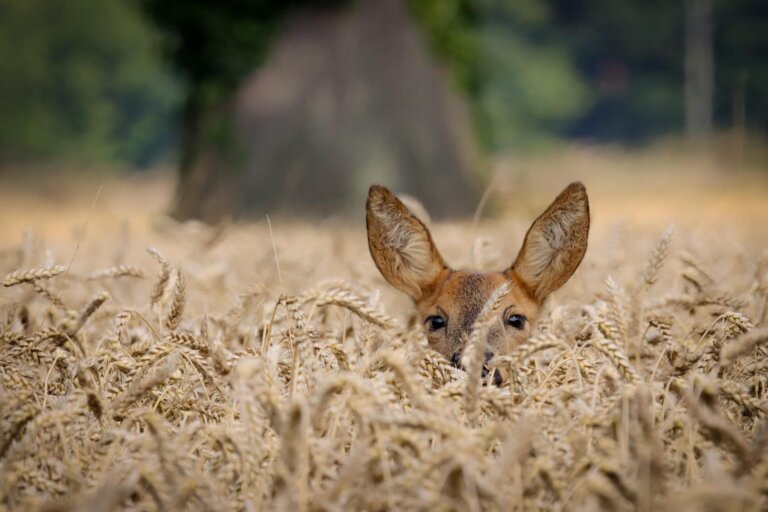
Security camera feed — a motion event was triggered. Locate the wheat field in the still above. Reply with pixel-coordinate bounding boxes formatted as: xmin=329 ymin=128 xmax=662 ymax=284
xmin=1 ymin=153 xmax=768 ymax=511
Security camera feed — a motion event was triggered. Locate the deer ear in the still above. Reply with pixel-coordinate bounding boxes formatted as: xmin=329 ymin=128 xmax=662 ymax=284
xmin=366 ymin=185 xmax=447 ymax=300
xmin=509 ymin=182 xmax=590 ymax=302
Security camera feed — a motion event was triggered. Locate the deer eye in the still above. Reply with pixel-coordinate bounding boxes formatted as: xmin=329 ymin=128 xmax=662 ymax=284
xmin=506 ymin=314 xmax=527 ymax=330
xmin=426 ymin=315 xmax=446 ymax=331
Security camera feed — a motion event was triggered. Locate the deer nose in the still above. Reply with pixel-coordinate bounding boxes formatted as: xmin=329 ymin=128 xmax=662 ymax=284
xmin=480 ymin=351 xmax=494 ymax=378
xmin=451 ymin=350 xmax=502 ymax=385
xmin=451 ymin=350 xmax=462 ymax=368
xmin=481 ymin=352 xmax=503 ymax=386
xmin=451 ymin=351 xmax=495 ymax=369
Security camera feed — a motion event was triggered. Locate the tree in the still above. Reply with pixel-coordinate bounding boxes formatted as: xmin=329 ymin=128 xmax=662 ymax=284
xmin=0 ymin=0 xmax=179 ymax=166
xmin=144 ymin=0 xmax=482 ymax=220
xmin=470 ymin=1 xmax=590 ymax=151
xmin=550 ymin=0 xmax=686 ymax=142
xmin=685 ymin=0 xmax=714 ymax=140
xmin=550 ymin=0 xmax=768 ymax=143
xmin=143 ymin=0 xmax=352 ymax=219
xmin=714 ymin=0 xmax=768 ymax=134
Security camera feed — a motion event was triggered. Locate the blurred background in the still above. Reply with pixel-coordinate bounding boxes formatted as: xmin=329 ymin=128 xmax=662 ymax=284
xmin=0 ymin=0 xmax=766 ymax=233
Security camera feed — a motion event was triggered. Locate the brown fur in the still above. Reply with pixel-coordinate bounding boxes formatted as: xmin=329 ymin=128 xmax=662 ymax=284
xmin=366 ymin=182 xmax=590 ymax=360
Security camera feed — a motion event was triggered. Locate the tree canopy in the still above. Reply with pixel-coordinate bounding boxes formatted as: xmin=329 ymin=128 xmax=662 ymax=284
xmin=0 ymin=0 xmax=766 ymax=169
xmin=0 ymin=0 xmax=180 ymax=167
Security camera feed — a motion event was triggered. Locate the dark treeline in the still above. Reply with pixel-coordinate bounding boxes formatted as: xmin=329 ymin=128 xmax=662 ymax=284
xmin=1 ymin=0 xmax=765 ymax=164
xmin=0 ymin=0 xmax=180 ymax=167
xmin=0 ymin=0 xmax=764 ymax=201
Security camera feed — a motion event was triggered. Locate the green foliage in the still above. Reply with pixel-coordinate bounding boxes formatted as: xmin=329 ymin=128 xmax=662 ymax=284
xmin=548 ymin=0 xmax=766 ymax=141
xmin=416 ymin=0 xmax=768 ymax=146
xmin=3 ymin=0 xmax=764 ymax=169
xmin=476 ymin=32 xmax=590 ymax=150
xmin=473 ymin=2 xmax=590 ymax=150
xmin=143 ymin=0 xmax=281 ymax=111
xmin=407 ymin=0 xmax=479 ymax=94
xmin=410 ymin=0 xmax=591 ymax=151
xmin=141 ymin=0 xmax=348 ymax=173
xmin=715 ymin=0 xmax=768 ymax=131
xmin=550 ymin=0 xmax=685 ymax=141
xmin=0 ymin=0 xmax=181 ymax=166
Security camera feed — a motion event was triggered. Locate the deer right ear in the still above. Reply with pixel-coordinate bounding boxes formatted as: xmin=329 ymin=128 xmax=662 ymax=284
xmin=366 ymin=185 xmax=447 ymax=300
xmin=509 ymin=182 xmax=590 ymax=302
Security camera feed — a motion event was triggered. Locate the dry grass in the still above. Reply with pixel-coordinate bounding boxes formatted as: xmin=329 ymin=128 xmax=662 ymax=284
xmin=1 ymin=151 xmax=768 ymax=511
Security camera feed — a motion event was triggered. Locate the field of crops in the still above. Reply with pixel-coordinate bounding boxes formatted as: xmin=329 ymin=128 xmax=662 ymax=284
xmin=1 ymin=154 xmax=768 ymax=511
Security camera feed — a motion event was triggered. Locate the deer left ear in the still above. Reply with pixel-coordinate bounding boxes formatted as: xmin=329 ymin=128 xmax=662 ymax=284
xmin=366 ymin=185 xmax=447 ymax=300
xmin=508 ymin=182 xmax=590 ymax=302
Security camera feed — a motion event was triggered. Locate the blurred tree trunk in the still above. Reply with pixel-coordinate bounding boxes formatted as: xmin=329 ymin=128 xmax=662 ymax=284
xmin=172 ymin=0 xmax=481 ymax=221
xmin=174 ymin=97 xmax=239 ymax=220
xmin=684 ymin=0 xmax=714 ymax=141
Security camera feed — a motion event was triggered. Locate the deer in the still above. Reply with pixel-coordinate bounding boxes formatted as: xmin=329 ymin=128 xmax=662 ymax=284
xmin=366 ymin=182 xmax=590 ymax=382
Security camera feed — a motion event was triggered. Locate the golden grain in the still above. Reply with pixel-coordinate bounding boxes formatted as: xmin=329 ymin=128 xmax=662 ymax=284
xmin=147 ymin=247 xmax=171 ymax=307
xmin=0 ymin=209 xmax=766 ymax=511
xmin=3 ymin=265 xmax=66 ymax=287
xmin=643 ymin=224 xmax=674 ymax=288
xmin=165 ymin=269 xmax=186 ymax=331
xmin=88 ymin=265 xmax=146 ymax=280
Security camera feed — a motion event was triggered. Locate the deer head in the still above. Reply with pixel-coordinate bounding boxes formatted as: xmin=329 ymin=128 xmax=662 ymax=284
xmin=366 ymin=182 xmax=590 ymax=374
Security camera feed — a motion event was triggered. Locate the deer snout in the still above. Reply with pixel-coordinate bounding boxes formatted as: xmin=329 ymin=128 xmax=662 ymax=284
xmin=451 ymin=350 xmax=502 ymax=386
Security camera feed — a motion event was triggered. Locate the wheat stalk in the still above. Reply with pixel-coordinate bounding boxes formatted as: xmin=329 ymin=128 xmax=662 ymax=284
xmin=88 ymin=265 xmax=145 ymax=280
xmin=31 ymin=282 xmax=67 ymax=310
xmin=165 ymin=269 xmax=186 ymax=331
xmin=643 ymin=223 xmax=674 ymax=287
xmin=111 ymin=350 xmax=180 ymax=417
xmin=591 ymin=336 xmax=640 ymax=383
xmin=720 ymin=327 xmax=768 ymax=366
xmin=462 ymin=282 xmax=509 ymax=422
xmin=1 ymin=203 xmax=767 ymax=511
xmin=148 ymin=247 xmax=171 ymax=307
xmin=3 ymin=265 xmax=66 ymax=287
xmin=67 ymin=291 xmax=109 ymax=338
xmin=308 ymin=288 xmax=395 ymax=329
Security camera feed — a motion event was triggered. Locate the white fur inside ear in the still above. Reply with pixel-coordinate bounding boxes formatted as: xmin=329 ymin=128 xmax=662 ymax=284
xmin=523 ymin=210 xmax=573 ymax=278
xmin=370 ymin=201 xmax=439 ymax=297
xmin=514 ymin=197 xmax=588 ymax=301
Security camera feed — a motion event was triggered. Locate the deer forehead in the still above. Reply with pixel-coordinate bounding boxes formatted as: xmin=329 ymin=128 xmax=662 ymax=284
xmin=416 ymin=271 xmax=538 ymax=328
